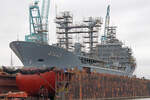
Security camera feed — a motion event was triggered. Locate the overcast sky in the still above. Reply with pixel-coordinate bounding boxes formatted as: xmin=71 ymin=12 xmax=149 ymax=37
xmin=0 ymin=0 xmax=150 ymax=78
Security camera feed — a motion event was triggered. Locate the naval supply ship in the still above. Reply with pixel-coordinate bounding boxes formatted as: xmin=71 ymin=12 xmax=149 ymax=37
xmin=10 ymin=0 xmax=136 ymax=76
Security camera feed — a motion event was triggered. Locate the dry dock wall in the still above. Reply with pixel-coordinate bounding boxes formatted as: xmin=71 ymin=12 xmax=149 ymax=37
xmin=1 ymin=69 xmax=150 ymax=100
xmin=0 ymin=73 xmax=18 ymax=93
xmin=58 ymin=71 xmax=150 ymax=100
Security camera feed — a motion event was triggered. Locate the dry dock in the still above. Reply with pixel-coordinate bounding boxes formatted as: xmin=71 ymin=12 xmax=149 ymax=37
xmin=0 ymin=68 xmax=150 ymax=100
xmin=55 ymin=69 xmax=150 ymax=100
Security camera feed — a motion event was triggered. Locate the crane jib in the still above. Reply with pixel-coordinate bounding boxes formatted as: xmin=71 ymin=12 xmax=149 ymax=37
xmin=25 ymin=0 xmax=50 ymax=44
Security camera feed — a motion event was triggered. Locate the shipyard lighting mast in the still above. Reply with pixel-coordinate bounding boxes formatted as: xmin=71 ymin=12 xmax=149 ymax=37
xmin=25 ymin=0 xmax=50 ymax=44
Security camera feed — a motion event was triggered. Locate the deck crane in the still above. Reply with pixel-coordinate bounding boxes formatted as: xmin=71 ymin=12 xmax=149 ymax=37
xmin=25 ymin=0 xmax=50 ymax=44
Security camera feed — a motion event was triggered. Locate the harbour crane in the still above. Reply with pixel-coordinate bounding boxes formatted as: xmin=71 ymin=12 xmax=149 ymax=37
xmin=25 ymin=0 xmax=50 ymax=44
xmin=101 ymin=5 xmax=110 ymax=43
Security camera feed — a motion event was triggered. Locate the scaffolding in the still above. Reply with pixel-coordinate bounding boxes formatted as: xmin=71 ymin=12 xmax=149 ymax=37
xmin=82 ymin=17 xmax=102 ymax=54
xmin=55 ymin=11 xmax=73 ymax=50
xmin=55 ymin=11 xmax=103 ymax=52
xmin=55 ymin=70 xmax=72 ymax=100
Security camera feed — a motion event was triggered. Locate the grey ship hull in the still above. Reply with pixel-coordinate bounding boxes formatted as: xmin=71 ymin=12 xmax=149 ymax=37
xmin=10 ymin=41 xmax=81 ymax=68
xmin=10 ymin=41 xmax=133 ymax=76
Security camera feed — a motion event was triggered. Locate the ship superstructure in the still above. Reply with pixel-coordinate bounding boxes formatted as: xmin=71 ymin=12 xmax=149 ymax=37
xmin=10 ymin=0 xmax=136 ymax=76
xmin=97 ymin=5 xmax=136 ymax=75
xmin=54 ymin=8 xmax=136 ymax=76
